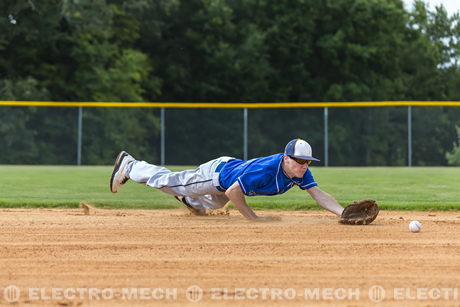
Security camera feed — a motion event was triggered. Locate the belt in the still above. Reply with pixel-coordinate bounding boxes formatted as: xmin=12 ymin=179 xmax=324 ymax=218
xmin=215 ymin=161 xmax=227 ymax=173
xmin=214 ymin=160 xmax=229 ymax=192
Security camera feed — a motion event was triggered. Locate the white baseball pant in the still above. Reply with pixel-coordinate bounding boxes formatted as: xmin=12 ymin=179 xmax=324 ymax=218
xmin=128 ymin=156 xmax=234 ymax=210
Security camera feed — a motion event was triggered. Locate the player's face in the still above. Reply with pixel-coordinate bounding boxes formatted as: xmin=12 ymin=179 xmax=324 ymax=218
xmin=284 ymin=155 xmax=311 ymax=178
xmin=289 ymin=156 xmax=312 ymax=166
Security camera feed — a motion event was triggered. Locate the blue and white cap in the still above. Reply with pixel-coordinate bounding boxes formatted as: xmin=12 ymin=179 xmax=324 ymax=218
xmin=284 ymin=139 xmax=320 ymax=161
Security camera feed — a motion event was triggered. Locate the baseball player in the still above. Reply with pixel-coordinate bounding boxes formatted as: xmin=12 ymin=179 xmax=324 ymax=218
xmin=109 ymin=138 xmax=346 ymax=221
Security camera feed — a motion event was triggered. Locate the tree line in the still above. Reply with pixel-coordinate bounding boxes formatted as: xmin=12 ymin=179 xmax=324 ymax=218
xmin=1 ymin=0 xmax=460 ymax=165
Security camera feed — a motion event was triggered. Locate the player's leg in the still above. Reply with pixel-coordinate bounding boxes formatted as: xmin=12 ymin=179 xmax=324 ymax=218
xmin=144 ymin=157 xmax=233 ymax=211
xmin=173 ymin=195 xmax=207 ymax=216
xmin=111 ymin=152 xmax=233 ymax=213
xmin=145 ymin=158 xmax=221 ymax=197
xmin=128 ymin=160 xmax=172 ymax=184
xmin=185 ymin=193 xmax=229 ymax=210
xmin=110 ymin=153 xmax=208 ymax=215
xmin=140 ymin=158 xmax=224 ymax=214
xmin=110 ymin=151 xmax=174 ymax=193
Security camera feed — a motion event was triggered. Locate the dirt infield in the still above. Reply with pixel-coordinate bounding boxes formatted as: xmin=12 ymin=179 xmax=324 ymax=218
xmin=1 ymin=208 xmax=460 ymax=306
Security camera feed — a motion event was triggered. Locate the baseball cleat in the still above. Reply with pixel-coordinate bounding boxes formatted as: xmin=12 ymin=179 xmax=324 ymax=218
xmin=174 ymin=196 xmax=207 ymax=216
xmin=110 ymin=151 xmax=135 ymax=193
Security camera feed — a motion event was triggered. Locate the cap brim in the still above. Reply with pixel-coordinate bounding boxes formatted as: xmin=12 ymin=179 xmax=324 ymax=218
xmin=291 ymin=155 xmax=320 ymax=162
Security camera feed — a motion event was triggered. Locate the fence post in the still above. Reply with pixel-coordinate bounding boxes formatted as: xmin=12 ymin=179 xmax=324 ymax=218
xmin=324 ymin=107 xmax=329 ymax=167
xmin=161 ymin=107 xmax=165 ymax=165
xmin=408 ymin=106 xmax=412 ymax=167
xmin=77 ymin=106 xmax=82 ymax=165
xmin=243 ymin=108 xmax=248 ymax=160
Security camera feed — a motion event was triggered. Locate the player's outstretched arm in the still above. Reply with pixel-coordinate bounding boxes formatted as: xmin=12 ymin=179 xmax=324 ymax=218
xmin=225 ymin=181 xmax=260 ymax=220
xmin=307 ymin=186 xmax=344 ymax=216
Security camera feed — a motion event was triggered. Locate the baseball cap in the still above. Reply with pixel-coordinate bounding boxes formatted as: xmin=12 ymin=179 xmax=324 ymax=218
xmin=284 ymin=139 xmax=320 ymax=161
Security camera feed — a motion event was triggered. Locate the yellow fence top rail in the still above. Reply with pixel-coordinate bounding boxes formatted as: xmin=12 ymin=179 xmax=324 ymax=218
xmin=1 ymin=101 xmax=460 ymax=108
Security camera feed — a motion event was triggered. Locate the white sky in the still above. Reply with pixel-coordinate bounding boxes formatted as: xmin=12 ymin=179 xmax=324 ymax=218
xmin=403 ymin=0 xmax=460 ymax=15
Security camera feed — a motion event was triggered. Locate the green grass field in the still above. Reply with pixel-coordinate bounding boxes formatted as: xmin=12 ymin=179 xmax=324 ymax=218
xmin=0 ymin=165 xmax=459 ymax=211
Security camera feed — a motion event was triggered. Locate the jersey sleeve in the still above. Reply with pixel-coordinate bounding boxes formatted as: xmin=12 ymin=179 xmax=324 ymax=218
xmin=299 ymin=169 xmax=317 ymax=190
xmin=237 ymin=171 xmax=271 ymax=196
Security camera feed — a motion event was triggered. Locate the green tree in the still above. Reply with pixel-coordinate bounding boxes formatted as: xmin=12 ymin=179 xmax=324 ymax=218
xmin=403 ymin=1 xmax=460 ymax=165
xmin=0 ymin=78 xmax=49 ymax=163
xmin=1 ymin=0 xmax=160 ymax=164
xmin=446 ymin=126 xmax=460 ymax=165
xmin=60 ymin=0 xmax=160 ymax=163
xmin=1 ymin=0 xmax=460 ymax=165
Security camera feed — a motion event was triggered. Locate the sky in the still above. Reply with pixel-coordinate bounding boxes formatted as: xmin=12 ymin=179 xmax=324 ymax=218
xmin=403 ymin=0 xmax=460 ymax=15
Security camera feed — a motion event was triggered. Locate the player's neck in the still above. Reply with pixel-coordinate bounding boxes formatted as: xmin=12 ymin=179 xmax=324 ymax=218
xmin=281 ymin=161 xmax=294 ymax=179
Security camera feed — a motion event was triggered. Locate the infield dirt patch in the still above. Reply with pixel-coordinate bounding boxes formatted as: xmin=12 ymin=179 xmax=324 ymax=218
xmin=1 ymin=208 xmax=460 ymax=306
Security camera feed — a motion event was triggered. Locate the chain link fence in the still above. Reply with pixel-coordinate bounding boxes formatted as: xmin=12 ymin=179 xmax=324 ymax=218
xmin=0 ymin=102 xmax=459 ymax=166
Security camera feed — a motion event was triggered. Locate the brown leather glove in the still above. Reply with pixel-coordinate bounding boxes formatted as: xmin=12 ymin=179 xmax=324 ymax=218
xmin=339 ymin=199 xmax=379 ymax=225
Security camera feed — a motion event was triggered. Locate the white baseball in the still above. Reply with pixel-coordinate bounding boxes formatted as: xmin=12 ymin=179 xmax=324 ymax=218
xmin=409 ymin=220 xmax=422 ymax=233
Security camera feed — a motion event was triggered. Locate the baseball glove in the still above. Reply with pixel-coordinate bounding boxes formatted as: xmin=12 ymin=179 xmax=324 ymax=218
xmin=339 ymin=199 xmax=379 ymax=225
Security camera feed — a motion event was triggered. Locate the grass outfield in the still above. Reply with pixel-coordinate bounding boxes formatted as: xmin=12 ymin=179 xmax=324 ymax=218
xmin=0 ymin=165 xmax=459 ymax=211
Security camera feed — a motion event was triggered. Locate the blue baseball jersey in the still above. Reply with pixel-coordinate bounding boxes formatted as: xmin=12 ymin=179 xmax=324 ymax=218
xmin=219 ymin=153 xmax=317 ymax=196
